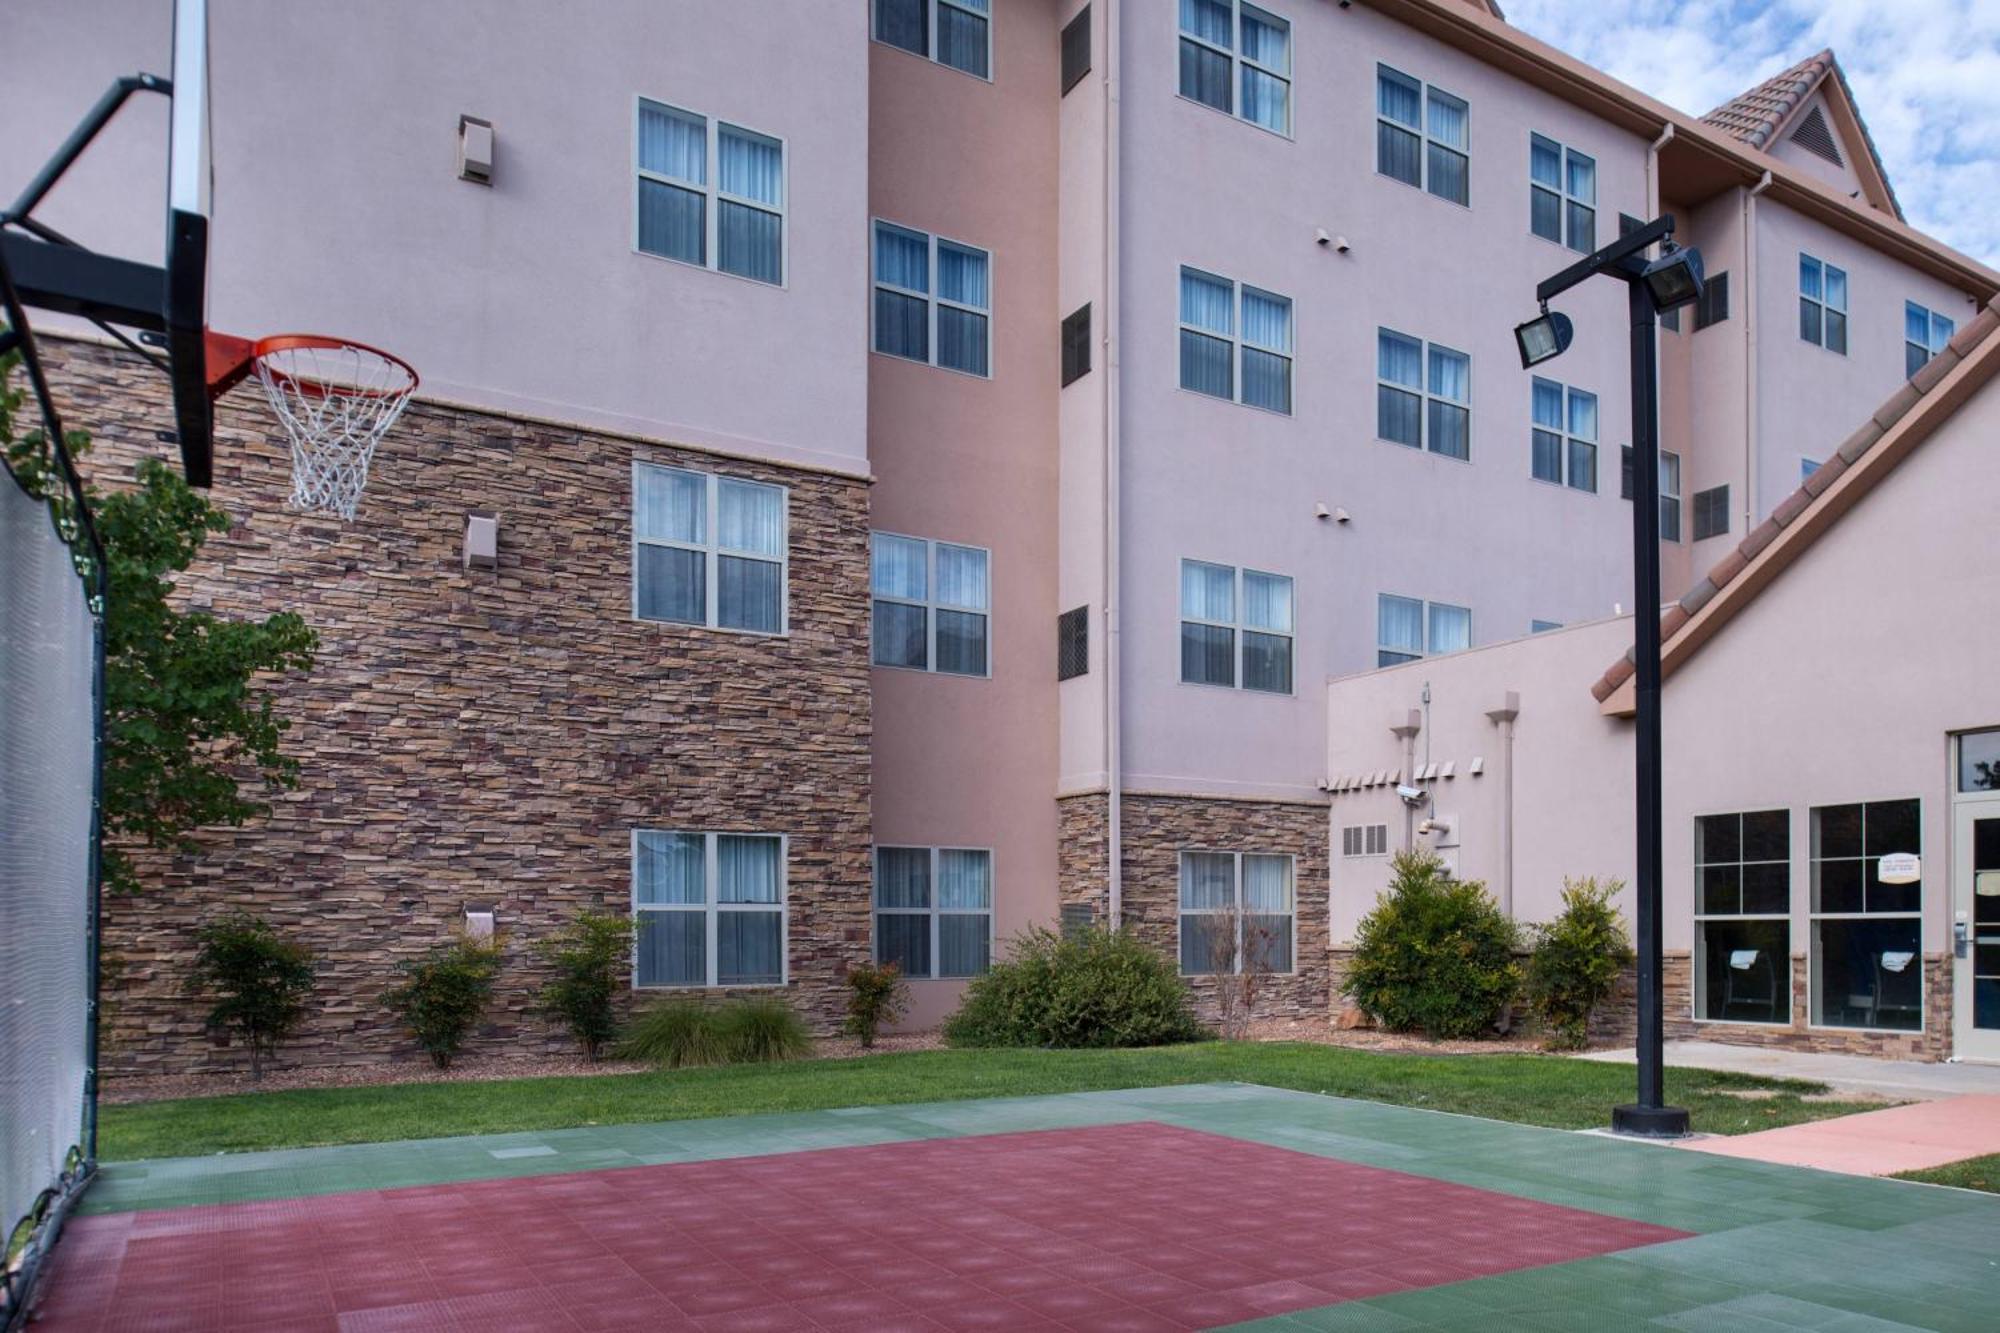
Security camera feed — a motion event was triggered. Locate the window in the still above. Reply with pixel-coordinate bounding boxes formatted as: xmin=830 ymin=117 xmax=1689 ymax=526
xmin=1799 ymin=254 xmax=1848 ymax=354
xmin=1531 ymin=619 xmax=1562 ymax=634
xmin=1377 ymin=329 xmax=1470 ymax=459
xmin=1057 ymin=605 xmax=1089 ymax=681
xmin=1530 ymin=134 xmax=1595 ymax=251
xmin=1692 ymin=484 xmax=1729 ymax=541
xmin=1376 ymin=66 xmax=1468 ymax=206
xmin=874 ymin=847 xmax=993 ymax=979
xmin=874 ymin=222 xmax=991 ymax=376
xmin=1906 ymin=301 xmax=1956 ymax=378
xmin=1180 ymin=560 xmax=1292 ymax=692
xmin=634 ymin=463 xmax=786 ymax=633
xmin=636 ymin=100 xmax=784 ymax=285
xmin=1178 ymin=0 xmax=1291 ymax=134
xmin=1530 ymin=378 xmax=1597 ymax=492
xmin=1178 ymin=851 xmax=1295 ymax=975
xmin=1620 ymin=448 xmax=1682 ymax=541
xmin=634 ymin=831 xmax=785 ymax=988
xmin=875 ymin=0 xmax=990 ymax=78
xmin=1341 ymin=824 xmax=1389 ymax=857
xmin=1179 ymin=268 xmax=1293 ymax=413
xmin=1061 ymin=7 xmax=1091 ymax=94
xmin=1693 ymin=811 xmax=1790 ymax=1024
xmin=1377 ymin=594 xmax=1469 ymax=667
xmin=1811 ymin=799 xmax=1922 ymax=1031
xmin=1694 ymin=271 xmax=1730 ymax=329
xmin=1959 ymin=728 xmax=2000 ymax=793
xmin=1061 ymin=304 xmax=1092 ymax=386
xmin=872 ymin=534 xmax=990 ymax=676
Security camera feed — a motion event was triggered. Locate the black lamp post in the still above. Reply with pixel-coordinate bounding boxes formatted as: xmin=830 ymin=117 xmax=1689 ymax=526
xmin=1516 ymin=215 xmax=1700 ymax=1138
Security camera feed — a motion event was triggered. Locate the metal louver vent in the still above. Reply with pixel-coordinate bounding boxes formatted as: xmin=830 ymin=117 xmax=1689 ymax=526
xmin=1789 ymin=105 xmax=1844 ymax=167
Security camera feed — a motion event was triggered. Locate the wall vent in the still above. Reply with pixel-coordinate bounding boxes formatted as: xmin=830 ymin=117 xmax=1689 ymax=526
xmin=1789 ymin=105 xmax=1844 ymax=167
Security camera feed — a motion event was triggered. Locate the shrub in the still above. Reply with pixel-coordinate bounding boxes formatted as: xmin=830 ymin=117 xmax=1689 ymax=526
xmin=380 ymin=932 xmax=505 ymax=1069
xmin=944 ymin=925 xmax=1205 ymax=1049
xmin=1525 ymin=878 xmax=1635 ymax=1051
xmin=843 ymin=960 xmax=909 ymax=1049
xmin=712 ymin=997 xmax=813 ymax=1062
xmin=1343 ymin=849 xmax=1520 ymax=1039
xmin=618 ymin=996 xmax=812 ymax=1067
xmin=532 ymin=911 xmax=635 ymax=1060
xmin=185 ymin=911 xmax=315 ymax=1080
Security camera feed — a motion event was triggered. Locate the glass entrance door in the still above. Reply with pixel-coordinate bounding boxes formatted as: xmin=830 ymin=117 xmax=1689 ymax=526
xmin=1954 ymin=802 xmax=2000 ymax=1062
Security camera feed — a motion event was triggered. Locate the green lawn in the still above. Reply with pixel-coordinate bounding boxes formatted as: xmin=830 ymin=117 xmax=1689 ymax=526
xmin=99 ymin=1042 xmax=1881 ymax=1160
xmin=1895 ymin=1152 xmax=2000 ymax=1194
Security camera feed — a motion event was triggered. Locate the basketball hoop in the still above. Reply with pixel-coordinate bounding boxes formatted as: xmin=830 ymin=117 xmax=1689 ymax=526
xmin=247 ymin=335 xmax=418 ymax=520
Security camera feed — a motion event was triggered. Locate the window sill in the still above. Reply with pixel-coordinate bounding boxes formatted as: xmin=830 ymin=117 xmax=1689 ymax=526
xmin=635 ymin=614 xmax=790 ymax=641
xmin=870 ymin=35 xmax=994 ymax=85
xmin=870 ymin=347 xmax=993 ymax=382
xmin=1690 ymin=1015 xmax=1795 ymax=1030
xmin=1175 ymin=384 xmax=1293 ymax=418
xmin=872 ymin=661 xmax=993 ymax=680
xmin=1173 ymin=92 xmax=1294 ymax=143
xmin=1175 ymin=678 xmax=1297 ymax=700
xmin=630 ymin=245 xmax=787 ymax=293
xmin=1376 ymin=435 xmax=1473 ymax=466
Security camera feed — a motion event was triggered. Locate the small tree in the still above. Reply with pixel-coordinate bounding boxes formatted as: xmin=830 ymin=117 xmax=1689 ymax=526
xmin=1343 ymin=849 xmax=1520 ymax=1039
xmin=1203 ymin=905 xmax=1278 ymax=1042
xmin=185 ymin=911 xmax=316 ymax=1080
xmin=843 ymin=959 xmax=908 ymax=1049
xmin=381 ymin=932 xmax=505 ymax=1069
xmin=1525 ymin=878 xmax=1635 ymax=1051
xmin=532 ymin=911 xmax=635 ymax=1060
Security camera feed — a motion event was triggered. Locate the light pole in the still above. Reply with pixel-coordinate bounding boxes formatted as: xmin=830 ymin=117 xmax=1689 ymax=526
xmin=1515 ymin=215 xmax=1702 ymax=1138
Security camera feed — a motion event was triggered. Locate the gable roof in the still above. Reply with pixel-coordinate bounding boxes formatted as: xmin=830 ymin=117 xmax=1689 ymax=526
xmin=1700 ymin=49 xmax=1904 ymax=221
xmin=1592 ymin=298 xmax=2000 ymax=715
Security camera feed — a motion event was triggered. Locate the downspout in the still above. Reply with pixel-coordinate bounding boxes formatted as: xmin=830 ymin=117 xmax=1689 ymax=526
xmin=1743 ymin=170 xmax=1773 ymax=535
xmin=1485 ymin=692 xmax=1520 ymax=918
xmin=1645 ymin=123 xmax=1672 ymax=220
xmin=1390 ymin=710 xmax=1421 ymax=851
xmin=1101 ymin=0 xmax=1124 ymax=929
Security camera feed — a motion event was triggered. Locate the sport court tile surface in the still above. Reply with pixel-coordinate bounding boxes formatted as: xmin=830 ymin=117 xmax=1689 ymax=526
xmin=37 ymin=1083 xmax=2000 ymax=1330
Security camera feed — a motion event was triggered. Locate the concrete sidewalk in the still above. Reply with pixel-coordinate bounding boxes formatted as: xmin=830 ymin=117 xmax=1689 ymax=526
xmin=1577 ymin=1039 xmax=2000 ymax=1101
xmin=1676 ymin=1094 xmax=2000 ymax=1176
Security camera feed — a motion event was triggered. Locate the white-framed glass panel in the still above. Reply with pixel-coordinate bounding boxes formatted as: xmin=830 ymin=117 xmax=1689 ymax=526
xmin=874 ymin=0 xmax=990 ymax=78
xmin=1660 ymin=451 xmax=1682 ymax=543
xmin=1377 ymin=328 xmax=1468 ymax=457
xmin=1179 ymin=0 xmax=1291 ymax=133
xmin=1958 ymin=728 xmax=2000 ymax=794
xmin=1811 ymin=799 xmax=1922 ymax=1030
xmin=634 ymin=831 xmax=786 ymax=988
xmin=1530 ymin=378 xmax=1596 ymax=491
xmin=1906 ymin=300 xmax=1955 ymax=379
xmin=871 ymin=533 xmax=989 ymax=677
xmin=1178 ymin=851 xmax=1295 ymax=975
xmin=1376 ymin=66 xmax=1468 ymax=205
xmin=1179 ymin=559 xmax=1291 ymax=693
xmin=1799 ymin=254 xmax=1848 ymax=354
xmin=637 ymin=100 xmax=784 ymax=285
xmin=874 ymin=221 xmax=991 ymax=376
xmin=1377 ymin=593 xmax=1467 ymax=667
xmin=1529 ymin=133 xmax=1595 ymax=252
xmin=874 ymin=846 xmax=993 ymax=979
xmin=1693 ymin=810 xmax=1791 ymax=1024
xmin=1180 ymin=268 xmax=1291 ymax=413
xmin=635 ymin=462 xmax=786 ymax=634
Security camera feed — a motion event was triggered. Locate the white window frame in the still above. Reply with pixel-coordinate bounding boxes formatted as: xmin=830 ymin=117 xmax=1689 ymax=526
xmin=1376 ymin=329 xmax=1471 ymax=459
xmin=1375 ymin=64 xmax=1469 ymax=207
xmin=631 ymin=830 xmax=790 ymax=990
xmin=872 ymin=846 xmax=996 ymax=980
xmin=631 ymin=461 xmax=790 ymax=636
xmin=1691 ymin=809 xmax=1793 ymax=1027
xmin=1178 ymin=559 xmax=1294 ymax=695
xmin=1906 ymin=300 xmax=1955 ymax=378
xmin=872 ymin=0 xmax=994 ymax=82
xmin=1528 ymin=132 xmax=1595 ymax=253
xmin=870 ymin=532 xmax=992 ymax=678
xmin=1808 ymin=799 xmax=1924 ymax=1033
xmin=1177 ymin=850 xmax=1298 ymax=977
xmin=871 ymin=219 xmax=993 ymax=379
xmin=1176 ymin=0 xmax=1293 ymax=137
xmin=1177 ymin=267 xmax=1294 ymax=415
xmin=632 ymin=97 xmax=787 ymax=288
xmin=1377 ymin=593 xmax=1470 ymax=667
xmin=1530 ymin=377 xmax=1598 ymax=493
xmin=1340 ymin=824 xmax=1389 ymax=858
xmin=1799 ymin=253 xmax=1848 ymax=355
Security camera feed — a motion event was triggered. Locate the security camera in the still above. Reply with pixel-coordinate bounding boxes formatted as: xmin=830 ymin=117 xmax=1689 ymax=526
xmin=1395 ymin=784 xmax=1427 ymax=805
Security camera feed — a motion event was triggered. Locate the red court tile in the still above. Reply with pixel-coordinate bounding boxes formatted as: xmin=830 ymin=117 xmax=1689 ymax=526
xmin=31 ymin=1122 xmax=1687 ymax=1331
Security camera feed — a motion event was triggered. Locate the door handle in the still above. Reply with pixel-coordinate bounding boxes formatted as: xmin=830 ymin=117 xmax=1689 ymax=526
xmin=1956 ymin=921 xmax=1971 ymax=958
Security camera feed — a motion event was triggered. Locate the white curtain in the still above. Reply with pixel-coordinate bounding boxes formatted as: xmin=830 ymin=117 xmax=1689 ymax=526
xmin=635 ymin=465 xmax=704 ymax=544
xmin=717 ymin=478 xmax=783 ymax=556
xmin=871 ymin=533 xmax=928 ymax=600
xmin=1180 ymin=268 xmax=1233 ymax=335
xmin=718 ymin=126 xmax=781 ymax=205
xmin=1531 ymin=378 xmax=1564 ymax=430
xmin=1242 ymin=570 xmax=1291 ymax=633
xmin=1378 ymin=329 xmax=1421 ymax=387
xmin=934 ymin=544 xmax=988 ymax=610
xmin=1428 ymin=602 xmax=1471 ymax=654
xmin=938 ymin=241 xmax=988 ymax=309
xmin=1181 ymin=559 xmax=1235 ymax=621
xmin=1566 ymin=150 xmax=1595 ymax=204
xmin=1240 ymin=5 xmax=1289 ymax=70
xmin=875 ymin=848 xmax=931 ymax=908
xmin=875 ymin=223 xmax=930 ymax=293
xmin=1243 ymin=855 xmax=1293 ymax=912
xmin=1567 ymin=389 xmax=1598 ymax=442
xmin=1800 ymin=255 xmax=1822 ymax=301
xmin=1378 ymin=594 xmax=1424 ymax=655
xmin=636 ymin=831 xmax=705 ymax=905
xmin=937 ymin=1 xmax=989 ymax=78
xmin=1428 ymin=346 xmax=1470 ymax=403
xmin=938 ymin=850 xmax=991 ymax=910
xmin=1377 ymin=68 xmax=1420 ymax=126
xmin=1426 ymin=89 xmax=1468 ymax=149
xmin=1824 ymin=264 xmax=1847 ymax=312
xmin=1530 ymin=134 xmax=1562 ymax=188
xmin=1241 ymin=287 xmax=1291 ymax=353
xmin=639 ymin=101 xmax=705 ymax=183
xmin=717 ymin=835 xmax=782 ymax=904
xmin=1179 ymin=853 xmax=1236 ymax=910
xmin=1180 ymin=0 xmax=1231 ymax=44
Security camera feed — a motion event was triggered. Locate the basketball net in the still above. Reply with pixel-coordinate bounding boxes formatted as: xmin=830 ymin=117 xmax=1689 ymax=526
xmin=251 ymin=337 xmax=417 ymax=520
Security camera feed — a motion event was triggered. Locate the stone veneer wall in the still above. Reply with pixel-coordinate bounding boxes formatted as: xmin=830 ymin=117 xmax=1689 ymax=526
xmin=1663 ymin=950 xmax=1953 ymax=1061
xmin=1057 ymin=791 xmax=1331 ymax=1023
xmin=43 ymin=338 xmax=874 ymax=1076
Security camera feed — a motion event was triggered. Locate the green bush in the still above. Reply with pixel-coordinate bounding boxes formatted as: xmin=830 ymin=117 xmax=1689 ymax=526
xmin=1343 ymin=850 xmax=1521 ymax=1039
xmin=618 ymin=996 xmax=812 ymax=1067
xmin=1525 ymin=878 xmax=1635 ymax=1050
xmin=380 ymin=933 xmax=504 ymax=1069
xmin=944 ymin=925 xmax=1205 ymax=1049
xmin=532 ymin=911 xmax=635 ymax=1061
xmin=185 ymin=911 xmax=316 ymax=1080
xmin=712 ymin=997 xmax=813 ymax=1063
xmin=843 ymin=960 xmax=909 ymax=1049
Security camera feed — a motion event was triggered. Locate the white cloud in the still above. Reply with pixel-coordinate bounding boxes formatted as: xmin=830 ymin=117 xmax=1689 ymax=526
xmin=1502 ymin=0 xmax=2000 ymax=265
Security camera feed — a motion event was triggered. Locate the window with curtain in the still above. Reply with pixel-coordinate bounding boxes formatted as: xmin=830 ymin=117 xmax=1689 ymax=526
xmin=634 ymin=831 xmax=785 ymax=988
xmin=635 ymin=462 xmax=786 ymax=633
xmin=1530 ymin=377 xmax=1597 ymax=492
xmin=1529 ymin=134 xmax=1595 ymax=252
xmin=1905 ymin=300 xmax=1955 ymax=379
xmin=1178 ymin=0 xmax=1291 ymax=134
xmin=874 ymin=0 xmax=990 ymax=78
xmin=1811 ymin=799 xmax=1922 ymax=1031
xmin=1377 ymin=593 xmax=1468 ymax=667
xmin=1180 ymin=559 xmax=1292 ymax=693
xmin=1694 ymin=810 xmax=1790 ymax=1024
xmin=1620 ymin=447 xmax=1682 ymax=541
xmin=1179 ymin=268 xmax=1292 ymax=413
xmin=1179 ymin=851 xmax=1295 ymax=976
xmin=875 ymin=847 xmax=993 ymax=978
xmin=1376 ymin=328 xmax=1468 ymax=457
xmin=636 ymin=100 xmax=783 ymax=285
xmin=874 ymin=222 xmax=991 ymax=376
xmin=871 ymin=533 xmax=989 ymax=676
xmin=1799 ymin=254 xmax=1847 ymax=354
xmin=1376 ymin=66 xmax=1468 ymax=205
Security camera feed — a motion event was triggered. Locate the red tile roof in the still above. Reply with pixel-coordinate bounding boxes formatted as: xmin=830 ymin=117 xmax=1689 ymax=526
xmin=1701 ymin=49 xmax=1904 ymax=221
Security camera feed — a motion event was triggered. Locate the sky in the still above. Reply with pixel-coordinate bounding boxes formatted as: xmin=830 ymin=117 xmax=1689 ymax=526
xmin=1501 ymin=0 xmax=2000 ymax=267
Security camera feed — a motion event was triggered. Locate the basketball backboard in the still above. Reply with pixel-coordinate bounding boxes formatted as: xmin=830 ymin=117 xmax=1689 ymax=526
xmin=163 ymin=0 xmax=216 ymax=484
